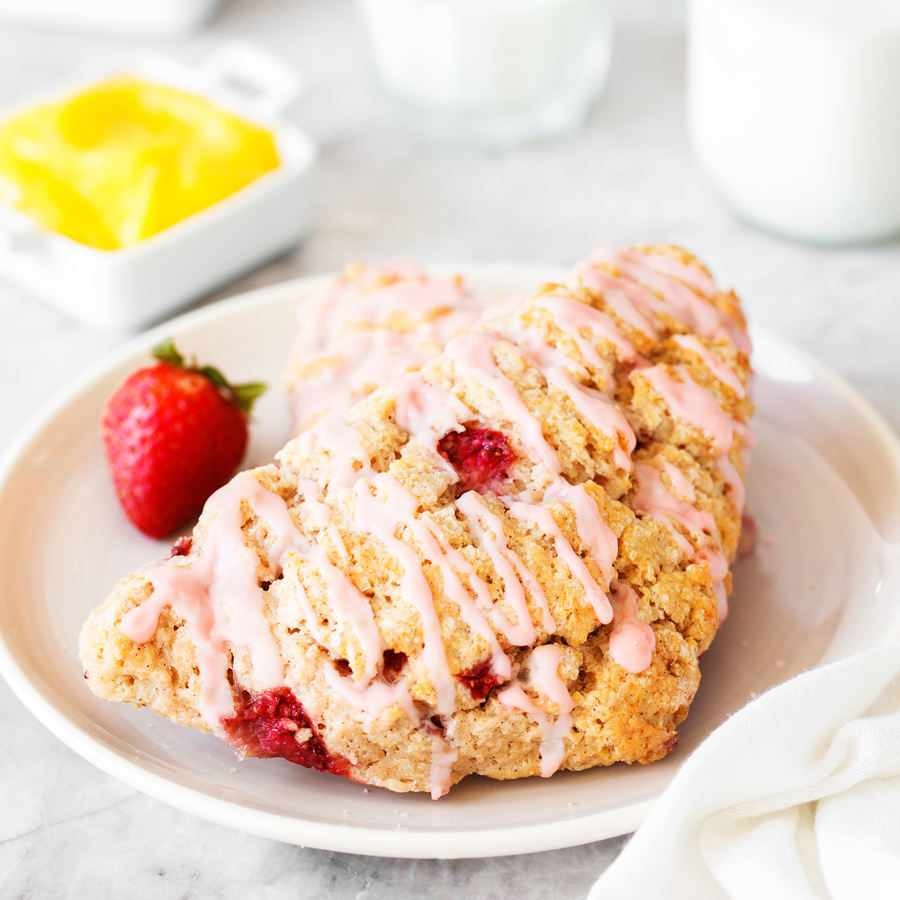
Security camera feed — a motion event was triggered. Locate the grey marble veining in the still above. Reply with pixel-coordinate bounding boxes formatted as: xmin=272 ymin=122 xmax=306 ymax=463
xmin=2 ymin=1 xmax=900 ymax=897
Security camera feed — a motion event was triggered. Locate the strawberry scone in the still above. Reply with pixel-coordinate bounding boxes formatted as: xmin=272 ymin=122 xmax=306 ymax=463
xmin=80 ymin=244 xmax=753 ymax=797
xmin=283 ymin=260 xmax=491 ymax=433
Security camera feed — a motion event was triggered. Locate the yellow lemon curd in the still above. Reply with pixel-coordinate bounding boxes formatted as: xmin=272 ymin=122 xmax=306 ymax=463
xmin=0 ymin=77 xmax=280 ymax=250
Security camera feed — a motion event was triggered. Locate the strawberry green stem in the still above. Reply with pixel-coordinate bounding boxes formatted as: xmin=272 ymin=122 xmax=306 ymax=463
xmin=151 ymin=338 xmax=267 ymax=415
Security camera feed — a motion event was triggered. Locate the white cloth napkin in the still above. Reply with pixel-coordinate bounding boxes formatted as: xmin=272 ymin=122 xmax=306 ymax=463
xmin=588 ymin=640 xmax=900 ymax=900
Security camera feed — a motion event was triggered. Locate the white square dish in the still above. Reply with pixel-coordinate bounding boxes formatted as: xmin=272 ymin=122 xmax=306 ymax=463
xmin=0 ymin=42 xmax=317 ymax=332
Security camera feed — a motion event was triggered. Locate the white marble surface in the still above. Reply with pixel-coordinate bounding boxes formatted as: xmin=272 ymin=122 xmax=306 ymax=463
xmin=2 ymin=0 xmax=900 ymax=897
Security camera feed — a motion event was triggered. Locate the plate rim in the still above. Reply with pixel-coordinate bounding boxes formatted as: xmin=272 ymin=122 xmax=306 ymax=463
xmin=2 ymin=265 xmax=900 ymax=858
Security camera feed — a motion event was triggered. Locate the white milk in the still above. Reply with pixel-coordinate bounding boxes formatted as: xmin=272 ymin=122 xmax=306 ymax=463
xmin=688 ymin=0 xmax=900 ymax=244
xmin=357 ymin=0 xmax=613 ymax=147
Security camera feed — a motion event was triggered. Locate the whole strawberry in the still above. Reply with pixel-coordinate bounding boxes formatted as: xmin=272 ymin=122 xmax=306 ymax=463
xmin=102 ymin=339 xmax=266 ymax=539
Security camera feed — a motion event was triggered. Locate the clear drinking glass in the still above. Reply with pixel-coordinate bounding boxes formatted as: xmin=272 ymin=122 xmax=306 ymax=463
xmin=688 ymin=0 xmax=900 ymax=245
xmin=357 ymin=0 xmax=614 ymax=148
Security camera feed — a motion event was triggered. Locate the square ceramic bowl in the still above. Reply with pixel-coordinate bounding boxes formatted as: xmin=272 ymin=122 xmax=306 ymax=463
xmin=0 ymin=42 xmax=317 ymax=332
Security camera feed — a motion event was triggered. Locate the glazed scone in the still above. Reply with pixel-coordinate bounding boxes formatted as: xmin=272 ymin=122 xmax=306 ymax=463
xmin=283 ymin=260 xmax=491 ymax=433
xmin=80 ymin=244 xmax=753 ymax=797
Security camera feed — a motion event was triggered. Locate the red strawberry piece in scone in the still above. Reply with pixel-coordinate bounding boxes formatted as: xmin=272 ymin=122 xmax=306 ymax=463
xmin=101 ymin=339 xmax=266 ymax=539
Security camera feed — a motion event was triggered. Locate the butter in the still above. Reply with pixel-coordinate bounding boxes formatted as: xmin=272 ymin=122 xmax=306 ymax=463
xmin=0 ymin=77 xmax=280 ymax=250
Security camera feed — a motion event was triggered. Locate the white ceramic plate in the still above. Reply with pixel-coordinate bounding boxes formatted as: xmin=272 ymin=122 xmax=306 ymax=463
xmin=2 ymin=266 xmax=900 ymax=859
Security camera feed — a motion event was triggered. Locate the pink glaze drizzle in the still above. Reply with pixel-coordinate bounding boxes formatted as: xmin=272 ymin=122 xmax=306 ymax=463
xmin=297 ymin=415 xmax=376 ymax=490
xmin=344 ymin=474 xmax=498 ymax=799
xmin=661 ymin=460 xmax=695 ymax=501
xmin=310 ymin=539 xmax=386 ymax=684
xmin=292 ymin=330 xmax=442 ymax=430
xmin=352 ymin=476 xmax=458 ymax=717
xmin=507 ymin=498 xmax=613 ymax=625
xmin=356 ymin=474 xmax=511 ymax=677
xmin=343 ymin=470 xmax=500 ymax=798
xmin=442 ymin=329 xmax=621 ymax=592
xmin=300 ymin=479 xmax=333 ymax=530
xmin=542 ymin=479 xmax=618 ymax=588
xmin=498 ymin=644 xmax=574 ymax=777
xmin=632 ymin=464 xmax=727 ymax=576
xmin=390 ymin=372 xmax=466 ymax=474
xmin=608 ymin=581 xmax=655 ymax=673
xmin=714 ymin=580 xmax=730 ymax=623
xmin=289 ymin=265 xmax=487 ymax=430
xmin=631 ymin=463 xmax=729 ymax=621
xmin=639 ymin=365 xmax=735 ymax=454
xmin=323 ymin=664 xmax=418 ymax=721
xmin=428 ymin=718 xmax=458 ymax=799
xmin=638 ymin=364 xmax=746 ymax=514
xmin=445 ymin=331 xmax=562 ymax=476
xmin=569 ymin=265 xmax=661 ymax=338
xmin=571 ymin=247 xmax=750 ymax=355
xmin=121 ymin=475 xmax=298 ymax=730
xmin=457 ymin=490 xmax=555 ymax=638
xmin=580 ymin=247 xmax=751 ymax=353
xmin=718 ymin=452 xmax=746 ymax=517
xmin=626 ymin=249 xmax=721 ymax=297
xmin=672 ymin=334 xmax=746 ymax=399
xmin=122 ymin=474 xmax=401 ymax=728
xmin=487 ymin=320 xmax=635 ymax=470
xmin=324 ymin=660 xmax=457 ymax=800
xmin=534 ymin=294 xmax=637 ymax=364
xmin=544 ymin=367 xmax=636 ymax=471
xmin=422 ymin=513 xmax=530 ymax=663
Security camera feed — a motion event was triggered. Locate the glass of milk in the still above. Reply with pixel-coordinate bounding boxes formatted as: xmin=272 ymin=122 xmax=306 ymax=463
xmin=357 ymin=0 xmax=614 ymax=148
xmin=688 ymin=0 xmax=900 ymax=245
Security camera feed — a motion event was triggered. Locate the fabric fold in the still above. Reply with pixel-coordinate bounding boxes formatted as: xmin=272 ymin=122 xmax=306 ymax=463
xmin=588 ymin=640 xmax=900 ymax=900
